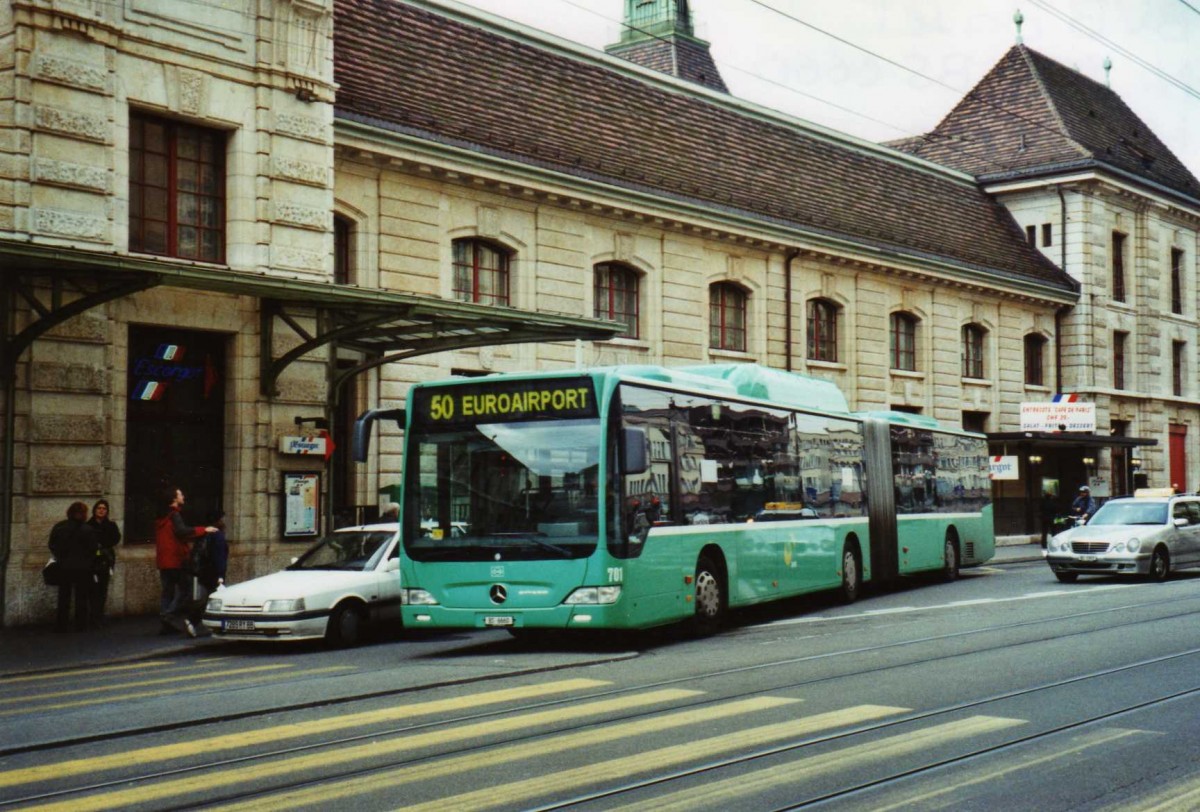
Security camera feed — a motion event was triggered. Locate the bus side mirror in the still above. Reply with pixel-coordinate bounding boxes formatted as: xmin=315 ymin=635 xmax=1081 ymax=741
xmin=622 ymin=427 xmax=648 ymax=475
xmin=352 ymin=408 xmax=406 ymax=463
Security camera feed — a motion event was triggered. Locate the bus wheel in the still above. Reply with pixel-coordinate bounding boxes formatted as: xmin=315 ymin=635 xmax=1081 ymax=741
xmin=942 ymin=535 xmax=960 ymax=582
xmin=839 ymin=543 xmax=861 ymax=604
xmin=692 ymin=555 xmax=725 ymax=634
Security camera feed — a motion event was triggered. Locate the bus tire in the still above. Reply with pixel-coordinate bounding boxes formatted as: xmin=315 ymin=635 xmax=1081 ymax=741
xmin=839 ymin=541 xmax=861 ymax=604
xmin=942 ymin=533 xmax=960 ymax=582
xmin=325 ymin=602 xmax=366 ymax=648
xmin=692 ymin=554 xmax=725 ymax=635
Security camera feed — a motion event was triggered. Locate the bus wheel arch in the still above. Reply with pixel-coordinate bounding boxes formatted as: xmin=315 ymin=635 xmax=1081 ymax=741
xmin=943 ymin=528 xmax=961 ymax=582
xmin=691 ymin=546 xmax=727 ymax=635
xmin=839 ymin=535 xmax=863 ymax=604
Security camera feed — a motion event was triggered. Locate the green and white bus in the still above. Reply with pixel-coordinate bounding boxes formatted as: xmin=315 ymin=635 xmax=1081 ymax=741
xmin=360 ymin=364 xmax=993 ymax=633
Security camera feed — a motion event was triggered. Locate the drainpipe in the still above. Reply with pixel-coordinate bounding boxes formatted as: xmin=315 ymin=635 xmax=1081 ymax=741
xmin=0 ymin=291 xmax=11 ymax=628
xmin=784 ymin=250 xmax=799 ymax=372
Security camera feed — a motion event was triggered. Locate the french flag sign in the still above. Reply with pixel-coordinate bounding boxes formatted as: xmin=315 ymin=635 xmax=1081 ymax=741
xmin=155 ymin=344 xmax=185 ymax=361
xmin=132 ymin=380 xmax=167 ymax=401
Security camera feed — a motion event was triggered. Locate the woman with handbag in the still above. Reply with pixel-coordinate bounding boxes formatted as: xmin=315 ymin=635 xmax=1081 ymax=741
xmin=48 ymin=502 xmax=100 ymax=632
xmin=87 ymin=499 xmax=122 ymax=626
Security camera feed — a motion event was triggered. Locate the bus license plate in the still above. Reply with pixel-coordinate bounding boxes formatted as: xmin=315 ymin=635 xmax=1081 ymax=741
xmin=484 ymin=616 xmax=514 ymax=627
xmin=225 ymin=619 xmax=256 ymax=631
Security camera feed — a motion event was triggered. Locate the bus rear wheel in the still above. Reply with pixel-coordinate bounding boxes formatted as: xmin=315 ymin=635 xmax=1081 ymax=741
xmin=839 ymin=543 xmax=861 ymax=604
xmin=692 ymin=554 xmax=725 ymax=635
xmin=942 ymin=535 xmax=960 ymax=582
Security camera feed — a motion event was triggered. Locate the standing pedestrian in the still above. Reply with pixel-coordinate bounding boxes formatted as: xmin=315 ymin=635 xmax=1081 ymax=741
xmin=48 ymin=502 xmax=99 ymax=632
xmin=87 ymin=499 xmax=121 ymax=626
xmin=1039 ymin=491 xmax=1057 ymax=548
xmin=155 ymin=486 xmax=218 ymax=638
xmin=189 ymin=509 xmax=229 ymax=631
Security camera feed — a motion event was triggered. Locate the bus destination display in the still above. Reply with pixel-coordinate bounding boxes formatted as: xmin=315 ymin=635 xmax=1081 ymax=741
xmin=411 ymin=376 xmax=598 ymax=428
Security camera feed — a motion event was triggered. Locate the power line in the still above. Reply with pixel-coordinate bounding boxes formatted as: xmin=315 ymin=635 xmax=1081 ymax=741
xmin=1029 ymin=0 xmax=1200 ymax=101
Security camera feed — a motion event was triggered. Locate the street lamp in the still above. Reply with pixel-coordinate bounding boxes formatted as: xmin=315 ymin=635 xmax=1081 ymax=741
xmin=1029 ymin=454 xmax=1043 ymax=465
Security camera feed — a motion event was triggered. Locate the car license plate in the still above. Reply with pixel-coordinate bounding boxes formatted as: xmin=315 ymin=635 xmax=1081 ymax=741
xmin=1078 ymin=555 xmax=1098 ymax=562
xmin=225 ymin=619 xmax=256 ymax=631
xmin=484 ymin=616 xmax=514 ymax=627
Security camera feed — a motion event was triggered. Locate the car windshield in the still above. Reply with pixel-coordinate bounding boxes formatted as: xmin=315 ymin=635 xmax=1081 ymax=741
xmin=405 ymin=418 xmax=602 ymax=562
xmin=1087 ymin=501 xmax=1168 ymax=527
xmin=288 ymin=531 xmax=395 ymax=571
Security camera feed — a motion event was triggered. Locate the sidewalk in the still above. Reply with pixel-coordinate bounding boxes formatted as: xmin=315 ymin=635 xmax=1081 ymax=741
xmin=0 ymin=614 xmax=218 ymax=678
xmin=1 ymin=543 xmax=1045 ymax=678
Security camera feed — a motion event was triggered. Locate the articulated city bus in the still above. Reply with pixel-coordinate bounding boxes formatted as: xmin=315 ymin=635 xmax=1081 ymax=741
xmin=359 ymin=364 xmax=993 ymax=633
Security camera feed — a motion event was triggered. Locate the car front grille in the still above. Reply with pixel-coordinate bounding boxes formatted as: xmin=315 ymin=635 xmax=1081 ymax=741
xmin=221 ymin=605 xmax=265 ymax=614
xmin=1071 ymin=541 xmax=1109 ymax=554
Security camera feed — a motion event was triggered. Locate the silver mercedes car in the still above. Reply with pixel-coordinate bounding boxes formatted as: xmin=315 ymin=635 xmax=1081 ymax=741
xmin=1045 ymin=491 xmax=1200 ymax=583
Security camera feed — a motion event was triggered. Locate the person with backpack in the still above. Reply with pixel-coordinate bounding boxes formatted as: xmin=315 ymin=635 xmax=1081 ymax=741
xmin=189 ymin=510 xmax=229 ymax=632
xmin=155 ymin=486 xmax=219 ymax=638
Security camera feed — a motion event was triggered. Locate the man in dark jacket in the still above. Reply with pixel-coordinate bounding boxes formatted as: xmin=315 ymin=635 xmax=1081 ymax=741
xmin=48 ymin=502 xmax=99 ymax=632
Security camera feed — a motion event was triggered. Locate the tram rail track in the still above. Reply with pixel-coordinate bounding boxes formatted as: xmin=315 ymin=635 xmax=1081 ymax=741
xmin=5 ymin=590 xmax=1200 ymax=810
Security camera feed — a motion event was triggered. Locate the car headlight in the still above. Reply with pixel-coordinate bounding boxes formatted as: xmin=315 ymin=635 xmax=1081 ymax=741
xmin=403 ymin=589 xmax=439 ymax=605
xmin=262 ymin=598 xmax=305 ymax=613
xmin=1124 ymin=538 xmax=1141 ymax=553
xmin=206 ymin=598 xmax=222 ymax=612
xmin=563 ymin=586 xmax=622 ymax=605
xmin=1052 ymin=537 xmax=1071 ymax=553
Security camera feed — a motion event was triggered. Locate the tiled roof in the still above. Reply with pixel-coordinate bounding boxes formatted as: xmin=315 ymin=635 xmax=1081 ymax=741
xmin=333 ymin=0 xmax=1075 ymax=294
xmin=606 ymin=35 xmax=729 ymax=93
xmin=888 ymin=46 xmax=1200 ymax=202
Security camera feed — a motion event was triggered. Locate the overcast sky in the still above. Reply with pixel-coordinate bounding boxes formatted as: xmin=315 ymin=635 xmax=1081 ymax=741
xmin=446 ymin=0 xmax=1200 ymax=179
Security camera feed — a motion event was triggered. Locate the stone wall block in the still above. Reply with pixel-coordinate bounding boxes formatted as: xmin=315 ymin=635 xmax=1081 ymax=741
xmin=44 ymin=313 xmax=108 ymax=343
xmin=29 ymin=361 xmax=106 ymax=393
xmin=30 ymin=414 xmax=105 ymax=443
xmin=30 ymin=465 xmax=105 ymax=495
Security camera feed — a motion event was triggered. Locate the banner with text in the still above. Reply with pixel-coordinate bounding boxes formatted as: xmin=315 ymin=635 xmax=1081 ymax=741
xmin=1020 ymin=399 xmax=1096 ymax=432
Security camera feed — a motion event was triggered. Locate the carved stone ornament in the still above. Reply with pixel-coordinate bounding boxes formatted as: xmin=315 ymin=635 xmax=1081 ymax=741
xmin=34 ymin=105 xmax=108 ymax=143
xmin=32 ymin=54 xmax=108 ymax=92
xmin=33 ymin=208 xmax=108 ymax=242
xmin=276 ymin=112 xmax=328 ymax=144
xmin=34 ymin=158 xmax=109 ymax=193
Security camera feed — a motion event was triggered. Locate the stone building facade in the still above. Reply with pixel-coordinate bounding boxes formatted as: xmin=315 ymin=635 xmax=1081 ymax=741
xmin=892 ymin=44 xmax=1200 ymax=524
xmin=4 ymin=0 xmax=1132 ymax=625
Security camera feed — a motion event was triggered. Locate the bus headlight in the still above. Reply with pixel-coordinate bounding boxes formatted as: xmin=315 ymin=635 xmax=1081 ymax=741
xmin=263 ymin=598 xmax=305 ymax=613
xmin=403 ymin=589 xmax=439 ymax=606
xmin=563 ymin=586 xmax=621 ymax=605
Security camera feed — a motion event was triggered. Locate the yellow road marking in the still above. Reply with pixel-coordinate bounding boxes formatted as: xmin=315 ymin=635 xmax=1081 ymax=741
xmin=400 ymin=705 xmax=915 ymax=812
xmin=0 ymin=667 xmax=352 ymax=718
xmin=27 ymin=688 xmax=708 ymax=812
xmin=0 ymin=661 xmax=175 ymax=685
xmin=0 ymin=664 xmax=295 ymax=704
xmin=868 ymin=727 xmax=1146 ymax=811
xmin=0 ymin=678 xmax=609 ymax=790
xmin=611 ymin=714 xmax=1027 ymax=812
xmin=210 ymin=695 xmax=823 ymax=812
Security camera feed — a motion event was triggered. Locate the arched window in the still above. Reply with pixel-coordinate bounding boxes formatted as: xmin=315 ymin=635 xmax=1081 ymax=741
xmin=1024 ymin=334 xmax=1046 ymax=386
xmin=709 ymin=283 xmax=747 ymax=352
xmin=962 ymin=324 xmax=986 ymax=379
xmin=594 ymin=263 xmax=640 ymax=338
xmin=806 ymin=298 xmax=839 ymax=362
xmin=890 ymin=312 xmax=918 ymax=371
xmin=452 ymin=238 xmax=510 ymax=306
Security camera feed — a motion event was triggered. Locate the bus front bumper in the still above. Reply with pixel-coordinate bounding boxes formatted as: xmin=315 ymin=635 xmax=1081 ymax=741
xmin=402 ymin=604 xmax=622 ymax=630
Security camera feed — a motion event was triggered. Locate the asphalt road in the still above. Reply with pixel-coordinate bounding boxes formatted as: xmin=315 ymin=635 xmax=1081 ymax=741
xmin=4 ymin=559 xmax=1200 ymax=811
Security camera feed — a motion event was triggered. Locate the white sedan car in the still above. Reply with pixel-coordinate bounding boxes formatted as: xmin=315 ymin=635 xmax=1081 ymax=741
xmin=1045 ymin=492 xmax=1200 ymax=583
xmin=202 ymin=523 xmax=401 ymax=646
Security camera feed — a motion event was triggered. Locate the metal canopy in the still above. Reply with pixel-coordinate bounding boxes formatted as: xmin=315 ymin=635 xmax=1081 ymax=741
xmin=0 ymin=243 xmax=623 ymax=394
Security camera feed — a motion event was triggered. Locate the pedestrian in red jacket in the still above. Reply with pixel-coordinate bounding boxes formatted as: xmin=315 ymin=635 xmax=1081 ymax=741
xmin=155 ymin=486 xmax=218 ymax=637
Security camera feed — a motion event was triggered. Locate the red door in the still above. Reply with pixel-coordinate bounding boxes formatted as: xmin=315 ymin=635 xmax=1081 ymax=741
xmin=1169 ymin=424 xmax=1188 ymax=493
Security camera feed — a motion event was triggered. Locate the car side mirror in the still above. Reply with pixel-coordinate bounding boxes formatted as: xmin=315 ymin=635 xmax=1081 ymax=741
xmin=1173 ymin=517 xmax=1189 ymax=528
xmin=382 ymin=557 xmax=400 ymax=572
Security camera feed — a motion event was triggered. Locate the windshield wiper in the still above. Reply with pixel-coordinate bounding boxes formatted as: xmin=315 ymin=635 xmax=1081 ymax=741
xmin=487 ymin=532 xmax=574 ymax=558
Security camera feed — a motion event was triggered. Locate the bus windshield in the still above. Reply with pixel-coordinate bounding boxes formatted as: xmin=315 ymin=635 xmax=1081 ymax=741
xmin=405 ymin=418 xmax=602 ymax=561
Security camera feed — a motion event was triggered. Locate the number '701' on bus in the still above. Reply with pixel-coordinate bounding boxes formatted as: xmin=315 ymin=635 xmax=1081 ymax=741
xmin=355 ymin=363 xmax=994 ymax=634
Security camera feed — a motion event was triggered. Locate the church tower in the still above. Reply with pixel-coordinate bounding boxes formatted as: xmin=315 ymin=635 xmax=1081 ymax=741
xmin=604 ymin=0 xmax=728 ymax=93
